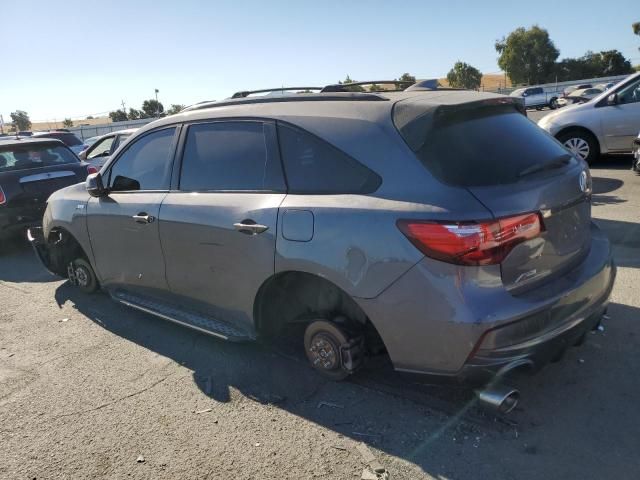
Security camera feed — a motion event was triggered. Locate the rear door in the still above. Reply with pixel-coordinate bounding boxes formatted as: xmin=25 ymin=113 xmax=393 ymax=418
xmin=600 ymin=76 xmax=640 ymax=152
xmin=159 ymin=120 xmax=286 ymax=330
xmin=411 ymin=105 xmax=591 ymax=291
xmin=87 ymin=127 xmax=178 ymax=294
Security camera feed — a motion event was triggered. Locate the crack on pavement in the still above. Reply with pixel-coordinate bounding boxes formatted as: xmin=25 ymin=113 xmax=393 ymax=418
xmin=50 ymin=373 xmax=177 ymax=420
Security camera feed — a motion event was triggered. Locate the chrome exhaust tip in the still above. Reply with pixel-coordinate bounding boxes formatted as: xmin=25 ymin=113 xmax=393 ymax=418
xmin=477 ymin=385 xmax=520 ymax=414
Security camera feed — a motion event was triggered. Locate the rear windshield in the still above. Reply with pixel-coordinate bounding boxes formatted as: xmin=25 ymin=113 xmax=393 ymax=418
xmin=35 ymin=132 xmax=83 ymax=146
xmin=414 ymin=107 xmax=573 ymax=187
xmin=0 ymin=144 xmax=79 ymax=172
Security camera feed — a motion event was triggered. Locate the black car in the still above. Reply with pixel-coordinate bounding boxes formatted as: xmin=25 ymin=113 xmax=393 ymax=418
xmin=0 ymin=137 xmax=96 ymax=240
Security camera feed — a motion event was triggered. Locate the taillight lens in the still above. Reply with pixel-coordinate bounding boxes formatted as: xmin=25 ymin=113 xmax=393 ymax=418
xmin=0 ymin=186 xmax=5 ymax=205
xmin=87 ymin=165 xmax=98 ymax=175
xmin=397 ymin=213 xmax=543 ymax=266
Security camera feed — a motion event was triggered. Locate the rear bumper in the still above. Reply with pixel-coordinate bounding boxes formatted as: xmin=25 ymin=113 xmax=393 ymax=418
xmin=357 ymin=222 xmax=615 ymax=383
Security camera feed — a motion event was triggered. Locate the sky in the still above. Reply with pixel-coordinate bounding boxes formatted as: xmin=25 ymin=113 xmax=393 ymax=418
xmin=1 ymin=0 xmax=639 ymax=122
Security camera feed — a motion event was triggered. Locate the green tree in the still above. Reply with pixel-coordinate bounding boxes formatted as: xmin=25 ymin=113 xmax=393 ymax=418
xmin=142 ymin=99 xmax=164 ymax=117
xmin=495 ymin=25 xmax=559 ymax=84
xmin=128 ymin=108 xmax=144 ymax=120
xmin=62 ymin=118 xmax=74 ymax=128
xmin=109 ymin=109 xmax=128 ymax=122
xmin=395 ymin=73 xmax=416 ymax=89
xmin=86 ymin=115 xmax=94 ymax=120
xmin=555 ymin=50 xmax=633 ymax=81
xmin=338 ymin=75 xmax=365 ymax=92
xmin=10 ymin=110 xmax=31 ymax=131
xmin=634 ymin=21 xmax=640 ymax=43
xmin=166 ymin=104 xmax=185 ymax=115
xmin=446 ymin=61 xmax=483 ymax=89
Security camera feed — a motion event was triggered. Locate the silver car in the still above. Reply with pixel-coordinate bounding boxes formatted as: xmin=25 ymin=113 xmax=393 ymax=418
xmin=539 ymin=72 xmax=640 ymax=163
xmin=29 ymin=83 xmax=615 ymax=407
xmin=78 ymin=128 xmax=138 ymax=169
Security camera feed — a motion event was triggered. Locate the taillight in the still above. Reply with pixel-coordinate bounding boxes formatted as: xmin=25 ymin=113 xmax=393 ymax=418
xmin=0 ymin=186 xmax=5 ymax=205
xmin=87 ymin=165 xmax=98 ymax=175
xmin=397 ymin=213 xmax=543 ymax=266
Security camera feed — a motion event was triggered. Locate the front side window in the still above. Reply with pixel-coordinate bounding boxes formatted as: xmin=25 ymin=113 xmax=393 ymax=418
xmin=108 ymin=128 xmax=176 ymax=191
xmin=617 ymin=78 xmax=640 ymax=105
xmin=87 ymin=136 xmax=115 ymax=160
xmin=277 ymin=123 xmax=381 ymax=194
xmin=179 ymin=122 xmax=284 ymax=191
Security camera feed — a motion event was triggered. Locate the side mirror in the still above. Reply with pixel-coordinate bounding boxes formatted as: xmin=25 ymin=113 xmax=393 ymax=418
xmin=86 ymin=172 xmax=107 ymax=197
xmin=607 ymin=93 xmax=618 ymax=106
xmin=79 ymin=150 xmax=87 ymax=160
xmin=522 ymin=92 xmax=528 ymax=97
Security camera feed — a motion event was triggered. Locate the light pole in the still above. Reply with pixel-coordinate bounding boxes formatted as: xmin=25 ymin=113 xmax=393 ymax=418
xmin=154 ymin=89 xmax=160 ymax=117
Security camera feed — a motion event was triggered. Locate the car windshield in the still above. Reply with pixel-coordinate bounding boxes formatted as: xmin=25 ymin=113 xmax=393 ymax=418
xmin=0 ymin=143 xmax=79 ymax=172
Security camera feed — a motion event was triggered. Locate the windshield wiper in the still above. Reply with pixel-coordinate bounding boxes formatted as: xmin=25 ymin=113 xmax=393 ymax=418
xmin=518 ymin=154 xmax=571 ymax=178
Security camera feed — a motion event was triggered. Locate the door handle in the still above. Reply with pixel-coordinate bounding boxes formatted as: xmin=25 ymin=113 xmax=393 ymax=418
xmin=233 ymin=220 xmax=269 ymax=235
xmin=132 ymin=213 xmax=155 ymax=224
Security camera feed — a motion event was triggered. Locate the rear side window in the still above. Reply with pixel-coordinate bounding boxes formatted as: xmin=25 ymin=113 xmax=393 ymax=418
xmin=0 ymin=144 xmax=79 ymax=172
xmin=414 ymin=107 xmax=572 ymax=187
xmin=277 ymin=124 xmax=381 ymax=194
xmin=179 ymin=122 xmax=285 ymax=191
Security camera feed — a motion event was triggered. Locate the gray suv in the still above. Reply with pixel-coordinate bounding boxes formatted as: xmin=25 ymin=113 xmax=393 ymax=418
xmin=29 ymin=82 xmax=615 ymax=402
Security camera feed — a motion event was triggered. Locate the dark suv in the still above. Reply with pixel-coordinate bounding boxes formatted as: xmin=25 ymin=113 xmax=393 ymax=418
xmin=29 ymin=82 xmax=615 ymax=411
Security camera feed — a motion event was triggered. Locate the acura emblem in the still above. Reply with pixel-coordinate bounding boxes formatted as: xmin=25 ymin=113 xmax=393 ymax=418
xmin=579 ymin=170 xmax=588 ymax=193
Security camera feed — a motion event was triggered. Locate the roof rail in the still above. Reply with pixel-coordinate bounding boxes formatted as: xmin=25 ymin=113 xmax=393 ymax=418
xmin=320 ymin=80 xmax=414 ymax=93
xmin=231 ymin=87 xmax=323 ymax=99
xmin=181 ymin=92 xmax=388 ymax=113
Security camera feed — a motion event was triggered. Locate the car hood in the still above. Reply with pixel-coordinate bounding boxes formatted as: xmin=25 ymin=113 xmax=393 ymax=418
xmin=538 ymin=101 xmax=590 ymax=125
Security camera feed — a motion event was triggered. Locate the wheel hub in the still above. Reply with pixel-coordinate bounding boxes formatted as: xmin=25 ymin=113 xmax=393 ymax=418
xmin=75 ymin=266 xmax=89 ymax=287
xmin=308 ymin=334 xmax=340 ymax=370
xmin=563 ymin=137 xmax=590 ymax=160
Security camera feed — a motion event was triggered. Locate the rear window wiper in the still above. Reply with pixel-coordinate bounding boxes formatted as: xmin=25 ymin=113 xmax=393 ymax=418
xmin=518 ymin=154 xmax=572 ymax=178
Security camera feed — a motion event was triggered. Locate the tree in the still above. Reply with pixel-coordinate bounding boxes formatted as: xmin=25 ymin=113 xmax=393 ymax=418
xmin=395 ymin=72 xmax=416 ymax=89
xmin=338 ymin=75 xmax=365 ymax=92
xmin=142 ymin=99 xmax=164 ymax=117
xmin=495 ymin=25 xmax=559 ymax=85
xmin=62 ymin=118 xmax=74 ymax=128
xmin=634 ymin=21 xmax=640 ymax=47
xmin=10 ymin=110 xmax=31 ymax=131
xmin=128 ymin=108 xmax=144 ymax=120
xmin=446 ymin=61 xmax=483 ymax=89
xmin=166 ymin=104 xmax=185 ymax=115
xmin=109 ymin=109 xmax=128 ymax=122
xmin=554 ymin=50 xmax=633 ymax=81
xmin=86 ymin=115 xmax=94 ymax=120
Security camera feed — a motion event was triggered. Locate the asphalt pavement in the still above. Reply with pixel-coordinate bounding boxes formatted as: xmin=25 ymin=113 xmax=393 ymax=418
xmin=1 ymin=157 xmax=639 ymax=479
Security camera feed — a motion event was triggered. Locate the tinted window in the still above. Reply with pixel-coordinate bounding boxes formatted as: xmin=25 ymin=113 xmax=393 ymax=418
xmin=108 ymin=128 xmax=175 ymax=191
xmin=415 ymin=107 xmax=574 ymax=187
xmin=180 ymin=122 xmax=284 ymax=191
xmin=0 ymin=144 xmax=79 ymax=172
xmin=278 ymin=124 xmax=380 ymax=194
xmin=36 ymin=132 xmax=83 ymax=146
xmin=617 ymin=77 xmax=640 ymax=105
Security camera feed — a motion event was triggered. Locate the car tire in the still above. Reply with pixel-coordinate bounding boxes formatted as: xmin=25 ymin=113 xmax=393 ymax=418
xmin=549 ymin=98 xmax=558 ymax=109
xmin=557 ymin=130 xmax=599 ymax=164
xmin=303 ymin=320 xmax=351 ymax=381
xmin=72 ymin=258 xmax=98 ymax=293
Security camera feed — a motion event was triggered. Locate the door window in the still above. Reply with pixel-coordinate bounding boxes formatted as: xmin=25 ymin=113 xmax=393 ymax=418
xmin=87 ymin=136 xmax=115 ymax=160
xmin=617 ymin=78 xmax=640 ymax=105
xmin=107 ymin=128 xmax=176 ymax=191
xmin=277 ymin=123 xmax=381 ymax=194
xmin=179 ymin=122 xmax=284 ymax=191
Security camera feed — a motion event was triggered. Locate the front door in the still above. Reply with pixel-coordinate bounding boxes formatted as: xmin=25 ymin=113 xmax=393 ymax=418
xmin=601 ymin=76 xmax=640 ymax=152
xmin=160 ymin=121 xmax=286 ymax=330
xmin=87 ymin=127 xmax=178 ymax=295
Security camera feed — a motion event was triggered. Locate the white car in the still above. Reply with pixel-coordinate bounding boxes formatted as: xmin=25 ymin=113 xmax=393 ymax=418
xmin=510 ymin=86 xmax=561 ymax=110
xmin=556 ymin=88 xmax=603 ymax=108
xmin=78 ymin=128 xmax=137 ymax=169
xmin=538 ymin=72 xmax=640 ymax=163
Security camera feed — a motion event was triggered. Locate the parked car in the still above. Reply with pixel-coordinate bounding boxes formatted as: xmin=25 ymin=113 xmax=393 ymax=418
xmin=32 ymin=130 xmax=87 ymax=155
xmin=632 ymin=133 xmax=640 ymax=172
xmin=78 ymin=129 xmax=137 ymax=169
xmin=539 ymin=72 xmax=640 ymax=163
xmin=556 ymin=87 xmax=603 ymax=107
xmin=29 ymin=83 xmax=614 ymax=410
xmin=0 ymin=137 xmax=96 ymax=241
xmin=510 ymin=86 xmax=561 ymax=109
xmin=563 ymin=84 xmax=593 ymax=96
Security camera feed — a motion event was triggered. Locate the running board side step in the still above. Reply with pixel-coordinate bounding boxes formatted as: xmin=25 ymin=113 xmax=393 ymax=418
xmin=112 ymin=291 xmax=253 ymax=342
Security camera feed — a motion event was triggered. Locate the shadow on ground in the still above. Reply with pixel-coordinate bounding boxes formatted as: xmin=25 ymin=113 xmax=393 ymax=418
xmin=0 ymin=235 xmax=58 ymax=283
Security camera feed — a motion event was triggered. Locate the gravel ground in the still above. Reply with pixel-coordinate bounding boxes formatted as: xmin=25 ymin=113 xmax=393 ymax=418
xmin=1 ymin=157 xmax=639 ymax=480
